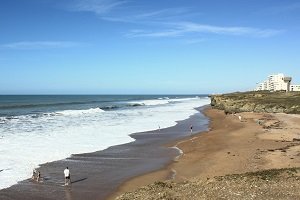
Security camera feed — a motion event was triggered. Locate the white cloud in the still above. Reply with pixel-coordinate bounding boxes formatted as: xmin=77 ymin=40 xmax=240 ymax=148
xmin=63 ymin=2 xmax=284 ymax=40
xmin=127 ymin=22 xmax=284 ymax=38
xmin=177 ymin=22 xmax=284 ymax=37
xmin=133 ymin=7 xmax=191 ymax=20
xmin=126 ymin=29 xmax=184 ymax=38
xmin=70 ymin=0 xmax=127 ymax=14
xmin=101 ymin=7 xmax=192 ymax=24
xmin=1 ymin=41 xmax=82 ymax=50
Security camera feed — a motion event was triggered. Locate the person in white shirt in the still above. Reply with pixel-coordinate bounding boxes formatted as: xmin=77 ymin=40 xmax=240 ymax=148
xmin=64 ymin=167 xmax=71 ymax=186
xmin=32 ymin=169 xmax=37 ymax=180
xmin=238 ymin=115 xmax=242 ymax=122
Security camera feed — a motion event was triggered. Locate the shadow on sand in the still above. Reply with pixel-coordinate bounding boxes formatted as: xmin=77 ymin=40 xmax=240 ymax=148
xmin=71 ymin=178 xmax=88 ymax=184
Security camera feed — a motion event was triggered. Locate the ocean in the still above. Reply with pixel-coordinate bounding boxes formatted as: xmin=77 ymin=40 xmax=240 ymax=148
xmin=0 ymin=95 xmax=210 ymax=190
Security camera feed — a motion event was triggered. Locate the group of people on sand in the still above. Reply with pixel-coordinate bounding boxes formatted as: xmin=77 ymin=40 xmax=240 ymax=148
xmin=32 ymin=167 xmax=71 ymax=186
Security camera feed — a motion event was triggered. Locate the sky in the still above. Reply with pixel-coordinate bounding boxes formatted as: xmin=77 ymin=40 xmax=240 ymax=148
xmin=1 ymin=0 xmax=300 ymax=94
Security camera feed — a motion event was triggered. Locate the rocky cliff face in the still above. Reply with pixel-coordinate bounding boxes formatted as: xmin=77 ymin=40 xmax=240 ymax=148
xmin=210 ymin=91 xmax=300 ymax=114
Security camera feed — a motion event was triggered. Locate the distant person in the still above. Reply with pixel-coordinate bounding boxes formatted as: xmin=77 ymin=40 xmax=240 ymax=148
xmin=158 ymin=125 xmax=161 ymax=132
xmin=64 ymin=167 xmax=71 ymax=186
xmin=36 ymin=171 xmax=41 ymax=182
xmin=238 ymin=115 xmax=242 ymax=122
xmin=32 ymin=169 xmax=37 ymax=180
xmin=190 ymin=125 xmax=193 ymax=136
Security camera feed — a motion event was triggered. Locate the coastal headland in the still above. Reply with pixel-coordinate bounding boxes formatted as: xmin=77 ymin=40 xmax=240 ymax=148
xmin=211 ymin=91 xmax=300 ymax=114
xmin=114 ymin=91 xmax=300 ymax=199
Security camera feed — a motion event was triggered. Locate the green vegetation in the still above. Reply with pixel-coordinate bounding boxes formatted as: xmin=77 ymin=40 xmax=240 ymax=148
xmin=211 ymin=91 xmax=300 ymax=114
xmin=216 ymin=167 xmax=300 ymax=181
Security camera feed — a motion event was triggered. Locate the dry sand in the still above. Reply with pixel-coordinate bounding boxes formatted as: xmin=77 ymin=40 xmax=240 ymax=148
xmin=111 ymin=108 xmax=300 ymax=199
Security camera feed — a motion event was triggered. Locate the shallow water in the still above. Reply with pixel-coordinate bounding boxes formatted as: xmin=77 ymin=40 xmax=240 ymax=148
xmin=0 ymin=95 xmax=210 ymax=189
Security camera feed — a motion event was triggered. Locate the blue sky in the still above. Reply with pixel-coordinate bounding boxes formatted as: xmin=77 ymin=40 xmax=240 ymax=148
xmin=1 ymin=0 xmax=300 ymax=94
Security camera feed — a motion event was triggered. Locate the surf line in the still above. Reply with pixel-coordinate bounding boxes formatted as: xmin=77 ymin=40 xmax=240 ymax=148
xmin=167 ymin=145 xmax=184 ymax=180
xmin=0 ymin=168 xmax=11 ymax=173
xmin=168 ymin=133 xmax=200 ymax=179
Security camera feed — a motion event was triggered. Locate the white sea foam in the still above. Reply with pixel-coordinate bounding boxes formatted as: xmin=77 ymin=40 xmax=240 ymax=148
xmin=128 ymin=99 xmax=170 ymax=106
xmin=128 ymin=97 xmax=198 ymax=106
xmin=55 ymin=107 xmax=105 ymax=116
xmin=0 ymin=97 xmax=210 ymax=189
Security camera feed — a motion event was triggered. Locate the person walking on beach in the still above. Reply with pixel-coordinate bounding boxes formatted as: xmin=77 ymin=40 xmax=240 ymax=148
xmin=238 ymin=115 xmax=242 ymax=122
xmin=36 ymin=171 xmax=41 ymax=182
xmin=32 ymin=169 xmax=41 ymax=182
xmin=190 ymin=125 xmax=193 ymax=136
xmin=32 ymin=169 xmax=37 ymax=180
xmin=64 ymin=167 xmax=71 ymax=186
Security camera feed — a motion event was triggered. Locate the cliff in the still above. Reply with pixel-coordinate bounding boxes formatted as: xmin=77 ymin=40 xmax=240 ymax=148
xmin=210 ymin=91 xmax=300 ymax=114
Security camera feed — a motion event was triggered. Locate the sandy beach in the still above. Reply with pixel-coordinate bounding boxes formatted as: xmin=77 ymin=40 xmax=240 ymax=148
xmin=112 ymin=107 xmax=300 ymax=199
xmin=2 ymin=105 xmax=300 ymax=200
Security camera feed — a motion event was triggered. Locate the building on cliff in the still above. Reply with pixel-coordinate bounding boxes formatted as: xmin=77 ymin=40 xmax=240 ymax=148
xmin=255 ymin=73 xmax=299 ymax=92
xmin=290 ymin=85 xmax=300 ymax=91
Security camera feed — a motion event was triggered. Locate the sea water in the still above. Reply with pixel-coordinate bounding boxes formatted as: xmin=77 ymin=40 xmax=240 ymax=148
xmin=0 ymin=95 xmax=210 ymax=189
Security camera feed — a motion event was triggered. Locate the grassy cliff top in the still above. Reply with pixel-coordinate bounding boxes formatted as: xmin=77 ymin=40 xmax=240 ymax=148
xmin=210 ymin=91 xmax=300 ymax=114
xmin=213 ymin=91 xmax=300 ymax=103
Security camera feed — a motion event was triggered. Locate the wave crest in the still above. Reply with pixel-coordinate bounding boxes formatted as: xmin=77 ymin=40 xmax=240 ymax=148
xmin=55 ymin=108 xmax=105 ymax=116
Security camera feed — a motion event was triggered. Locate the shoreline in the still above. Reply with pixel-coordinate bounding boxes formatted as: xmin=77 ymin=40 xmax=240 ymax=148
xmin=107 ymin=107 xmax=212 ymax=199
xmin=113 ymin=107 xmax=300 ymax=199
xmin=0 ymin=106 xmax=209 ymax=200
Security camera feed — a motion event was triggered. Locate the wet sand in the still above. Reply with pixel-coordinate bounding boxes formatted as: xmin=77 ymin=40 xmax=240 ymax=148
xmin=0 ymin=107 xmax=208 ymax=200
xmin=111 ymin=108 xmax=300 ymax=199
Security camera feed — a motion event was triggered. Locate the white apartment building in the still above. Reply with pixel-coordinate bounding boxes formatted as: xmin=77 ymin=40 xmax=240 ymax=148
xmin=255 ymin=73 xmax=294 ymax=92
xmin=290 ymin=85 xmax=300 ymax=91
xmin=268 ymin=73 xmax=291 ymax=91
xmin=255 ymin=80 xmax=270 ymax=91
xmin=263 ymin=80 xmax=270 ymax=90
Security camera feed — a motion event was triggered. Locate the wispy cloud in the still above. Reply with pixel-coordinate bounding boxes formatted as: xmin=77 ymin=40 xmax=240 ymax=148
xmin=127 ymin=22 xmax=284 ymax=38
xmin=69 ymin=0 xmax=127 ymax=14
xmin=64 ymin=2 xmax=284 ymax=40
xmin=101 ymin=7 xmax=193 ymax=23
xmin=132 ymin=7 xmax=192 ymax=20
xmin=177 ymin=22 xmax=284 ymax=37
xmin=1 ymin=41 xmax=82 ymax=50
xmin=126 ymin=29 xmax=184 ymax=38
